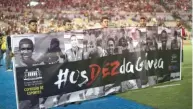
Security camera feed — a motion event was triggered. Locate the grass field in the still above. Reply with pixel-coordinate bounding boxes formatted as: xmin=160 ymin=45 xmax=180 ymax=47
xmin=118 ymin=44 xmax=192 ymax=109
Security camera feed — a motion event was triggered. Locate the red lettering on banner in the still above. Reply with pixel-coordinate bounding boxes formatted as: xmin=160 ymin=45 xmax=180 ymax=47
xmin=111 ymin=61 xmax=120 ymax=76
xmin=87 ymin=61 xmax=121 ymax=86
xmin=87 ymin=64 xmax=101 ymax=86
xmin=102 ymin=63 xmax=110 ymax=78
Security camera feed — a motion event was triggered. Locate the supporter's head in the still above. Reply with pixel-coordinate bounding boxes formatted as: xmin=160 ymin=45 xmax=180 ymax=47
xmin=28 ymin=19 xmax=38 ymax=33
xmin=100 ymin=16 xmax=109 ymax=28
xmin=176 ymin=19 xmax=182 ymax=27
xmin=158 ymin=19 xmax=165 ymax=26
xmin=63 ymin=18 xmax=72 ymax=31
xmin=19 ymin=38 xmax=34 ymax=60
xmin=70 ymin=35 xmax=78 ymax=49
xmin=50 ymin=18 xmax=55 ymax=26
xmin=107 ymin=38 xmax=115 ymax=55
xmin=140 ymin=17 xmax=146 ymax=27
xmin=4 ymin=27 xmax=11 ymax=35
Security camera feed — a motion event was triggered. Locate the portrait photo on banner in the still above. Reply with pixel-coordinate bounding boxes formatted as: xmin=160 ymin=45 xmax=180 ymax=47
xmin=157 ymin=27 xmax=181 ymax=50
xmin=39 ymin=90 xmax=86 ymax=109
xmin=11 ymin=35 xmax=36 ymax=67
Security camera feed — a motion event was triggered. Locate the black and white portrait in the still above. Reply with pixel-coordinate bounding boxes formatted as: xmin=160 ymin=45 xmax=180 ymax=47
xmin=121 ymin=79 xmax=141 ymax=92
xmin=170 ymin=30 xmax=181 ymax=50
xmin=39 ymin=95 xmax=60 ymax=109
xmin=106 ymin=38 xmax=117 ymax=56
xmin=85 ymin=87 xmax=104 ymax=100
xmin=146 ymin=26 xmax=158 ymax=51
xmin=104 ymin=84 xmax=121 ymax=96
xmin=170 ymin=72 xmax=181 ymax=81
xmin=12 ymin=32 xmax=67 ymax=67
xmin=39 ymin=90 xmax=86 ymax=109
xmin=125 ymin=27 xmax=147 ymax=52
xmin=38 ymin=38 xmax=65 ymax=65
xmin=147 ymin=76 xmax=158 ymax=86
xmin=14 ymin=37 xmax=38 ymax=67
xmin=65 ymin=34 xmax=86 ymax=62
xmin=19 ymin=100 xmax=39 ymax=109
xmin=157 ymin=27 xmax=173 ymax=50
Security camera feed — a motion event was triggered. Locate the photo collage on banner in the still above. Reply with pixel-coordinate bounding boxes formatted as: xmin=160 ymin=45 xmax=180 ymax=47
xmin=11 ymin=27 xmax=182 ymax=109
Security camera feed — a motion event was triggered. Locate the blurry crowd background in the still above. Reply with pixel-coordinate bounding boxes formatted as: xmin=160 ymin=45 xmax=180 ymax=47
xmin=0 ymin=0 xmax=191 ymax=71
xmin=0 ymin=0 xmax=192 ymax=34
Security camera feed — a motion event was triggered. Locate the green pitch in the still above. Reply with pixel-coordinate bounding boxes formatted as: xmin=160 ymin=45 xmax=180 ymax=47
xmin=118 ymin=44 xmax=192 ymax=109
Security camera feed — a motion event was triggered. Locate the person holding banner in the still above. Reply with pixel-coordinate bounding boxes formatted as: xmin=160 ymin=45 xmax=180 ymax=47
xmin=0 ymin=32 xmax=5 ymax=67
xmin=0 ymin=27 xmax=13 ymax=71
xmin=63 ymin=18 xmax=73 ymax=32
xmin=100 ymin=16 xmax=109 ymax=28
xmin=5 ymin=28 xmax=13 ymax=71
xmin=139 ymin=17 xmax=147 ymax=27
xmin=176 ymin=19 xmax=184 ymax=62
xmin=28 ymin=19 xmax=38 ymax=34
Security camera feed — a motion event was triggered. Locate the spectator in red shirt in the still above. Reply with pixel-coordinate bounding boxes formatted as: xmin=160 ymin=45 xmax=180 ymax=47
xmin=176 ymin=19 xmax=184 ymax=62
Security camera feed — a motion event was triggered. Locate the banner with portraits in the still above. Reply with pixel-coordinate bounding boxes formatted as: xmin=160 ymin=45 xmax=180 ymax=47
xmin=11 ymin=26 xmax=182 ymax=109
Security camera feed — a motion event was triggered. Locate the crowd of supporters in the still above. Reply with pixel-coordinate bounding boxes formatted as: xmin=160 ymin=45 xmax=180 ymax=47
xmin=0 ymin=0 xmax=191 ymax=11
xmin=0 ymin=0 xmax=191 ymax=32
xmin=0 ymin=0 xmax=191 ymax=71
